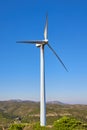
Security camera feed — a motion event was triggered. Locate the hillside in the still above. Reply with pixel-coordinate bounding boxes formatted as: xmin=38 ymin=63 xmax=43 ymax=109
xmin=0 ymin=100 xmax=87 ymax=129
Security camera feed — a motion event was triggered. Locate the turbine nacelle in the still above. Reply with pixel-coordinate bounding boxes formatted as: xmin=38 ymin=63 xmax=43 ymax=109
xmin=36 ymin=39 xmax=48 ymax=47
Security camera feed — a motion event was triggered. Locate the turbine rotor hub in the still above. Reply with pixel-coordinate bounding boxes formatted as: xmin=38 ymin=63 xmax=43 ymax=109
xmin=36 ymin=40 xmax=48 ymax=47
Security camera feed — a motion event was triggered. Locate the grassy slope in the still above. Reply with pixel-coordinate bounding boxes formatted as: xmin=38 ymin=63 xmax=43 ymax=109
xmin=0 ymin=100 xmax=87 ymax=128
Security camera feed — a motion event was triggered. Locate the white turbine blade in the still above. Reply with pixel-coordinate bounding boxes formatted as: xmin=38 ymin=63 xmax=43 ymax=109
xmin=47 ymin=44 xmax=68 ymax=72
xmin=44 ymin=15 xmax=48 ymax=40
xmin=16 ymin=40 xmax=45 ymax=44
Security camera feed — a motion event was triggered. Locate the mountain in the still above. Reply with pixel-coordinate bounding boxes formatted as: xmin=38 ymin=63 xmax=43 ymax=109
xmin=47 ymin=101 xmax=66 ymax=105
xmin=0 ymin=100 xmax=87 ymax=128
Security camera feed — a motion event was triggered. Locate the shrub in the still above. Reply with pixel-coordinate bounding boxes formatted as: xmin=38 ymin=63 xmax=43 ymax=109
xmin=8 ymin=123 xmax=25 ymax=130
xmin=53 ymin=116 xmax=87 ymax=130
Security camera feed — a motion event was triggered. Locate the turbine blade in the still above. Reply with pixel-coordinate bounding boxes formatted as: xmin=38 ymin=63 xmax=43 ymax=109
xmin=16 ymin=40 xmax=45 ymax=44
xmin=47 ymin=44 xmax=68 ymax=72
xmin=44 ymin=14 xmax=48 ymax=40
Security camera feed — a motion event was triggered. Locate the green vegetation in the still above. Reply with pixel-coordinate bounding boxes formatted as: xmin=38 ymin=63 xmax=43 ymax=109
xmin=54 ymin=116 xmax=87 ymax=130
xmin=0 ymin=100 xmax=87 ymax=129
xmin=8 ymin=123 xmax=25 ymax=130
xmin=8 ymin=117 xmax=87 ymax=130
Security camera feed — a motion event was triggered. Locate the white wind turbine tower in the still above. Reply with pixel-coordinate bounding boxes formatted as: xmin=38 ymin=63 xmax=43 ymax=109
xmin=16 ymin=15 xmax=68 ymax=126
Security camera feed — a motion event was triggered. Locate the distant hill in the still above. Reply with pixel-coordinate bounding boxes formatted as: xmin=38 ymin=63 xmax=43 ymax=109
xmin=5 ymin=99 xmax=66 ymax=104
xmin=47 ymin=101 xmax=66 ymax=105
xmin=0 ymin=100 xmax=87 ymax=128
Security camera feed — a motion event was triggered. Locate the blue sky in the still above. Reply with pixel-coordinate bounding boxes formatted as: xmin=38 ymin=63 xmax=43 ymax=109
xmin=0 ymin=0 xmax=87 ymax=104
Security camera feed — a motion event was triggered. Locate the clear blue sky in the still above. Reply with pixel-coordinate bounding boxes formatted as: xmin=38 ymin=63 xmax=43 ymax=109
xmin=0 ymin=0 xmax=87 ymax=104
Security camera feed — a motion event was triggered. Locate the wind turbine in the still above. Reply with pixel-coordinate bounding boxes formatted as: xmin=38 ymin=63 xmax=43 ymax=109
xmin=16 ymin=15 xmax=68 ymax=126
